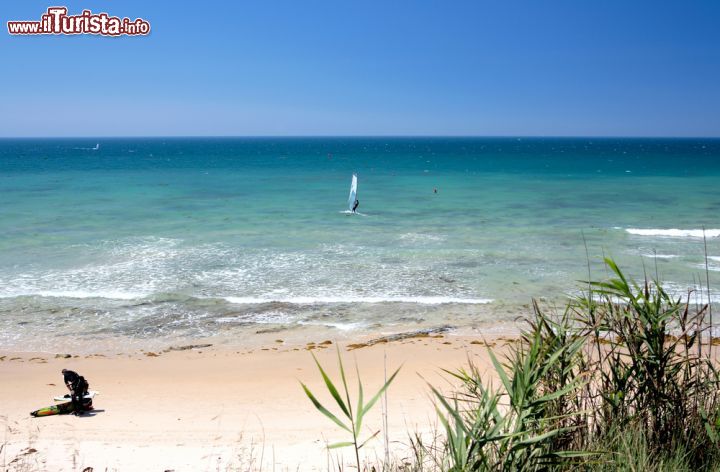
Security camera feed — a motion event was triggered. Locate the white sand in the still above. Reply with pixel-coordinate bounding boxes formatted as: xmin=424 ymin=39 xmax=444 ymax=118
xmin=1 ymin=334 xmax=512 ymax=471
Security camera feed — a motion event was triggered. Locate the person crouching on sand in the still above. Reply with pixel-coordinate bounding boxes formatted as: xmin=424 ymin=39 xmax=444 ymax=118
xmin=62 ymin=368 xmax=90 ymax=415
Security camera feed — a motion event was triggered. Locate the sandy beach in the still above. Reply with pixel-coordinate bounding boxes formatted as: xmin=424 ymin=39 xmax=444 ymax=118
xmin=0 ymin=333 xmax=511 ymax=471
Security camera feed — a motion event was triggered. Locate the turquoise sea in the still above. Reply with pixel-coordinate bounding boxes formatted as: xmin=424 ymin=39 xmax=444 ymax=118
xmin=1 ymin=138 xmax=719 ymax=352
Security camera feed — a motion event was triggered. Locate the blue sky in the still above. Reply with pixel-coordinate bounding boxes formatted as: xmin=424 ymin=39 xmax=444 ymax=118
xmin=2 ymin=1 xmax=719 ymax=137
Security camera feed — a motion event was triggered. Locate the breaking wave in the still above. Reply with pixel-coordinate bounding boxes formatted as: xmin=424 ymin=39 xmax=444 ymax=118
xmin=626 ymin=229 xmax=720 ymax=238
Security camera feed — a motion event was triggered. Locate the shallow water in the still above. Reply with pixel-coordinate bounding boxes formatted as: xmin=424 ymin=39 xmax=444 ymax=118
xmin=1 ymin=137 xmax=719 ymax=352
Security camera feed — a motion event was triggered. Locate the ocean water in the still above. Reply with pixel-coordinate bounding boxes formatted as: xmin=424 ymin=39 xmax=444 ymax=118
xmin=1 ymin=137 xmax=719 ymax=352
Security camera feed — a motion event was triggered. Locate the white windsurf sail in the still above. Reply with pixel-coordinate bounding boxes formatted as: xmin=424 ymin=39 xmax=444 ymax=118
xmin=347 ymin=173 xmax=358 ymax=211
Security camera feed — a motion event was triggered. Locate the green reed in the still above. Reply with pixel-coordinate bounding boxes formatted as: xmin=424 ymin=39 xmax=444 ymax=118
xmin=301 ymin=347 xmax=400 ymax=471
xmin=427 ymin=258 xmax=720 ymax=470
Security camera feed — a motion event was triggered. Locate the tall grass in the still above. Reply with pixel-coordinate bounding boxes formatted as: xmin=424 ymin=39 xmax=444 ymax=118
xmin=429 ymin=304 xmax=590 ymax=471
xmin=425 ymin=258 xmax=720 ymax=470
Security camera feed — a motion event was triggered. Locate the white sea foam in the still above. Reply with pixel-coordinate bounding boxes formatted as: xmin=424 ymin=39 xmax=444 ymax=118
xmin=640 ymin=254 xmax=679 ymax=259
xmin=214 ymin=311 xmax=296 ymax=325
xmin=662 ymin=282 xmax=720 ymax=303
xmin=584 ymin=283 xmax=720 ymax=305
xmin=398 ymin=233 xmax=446 ymax=244
xmin=695 ymin=263 xmax=720 ymax=272
xmin=224 ymin=296 xmax=493 ymax=305
xmin=0 ymin=236 xmax=233 ymax=303
xmin=626 ymin=229 xmax=720 ymax=238
xmin=297 ymin=320 xmax=366 ymax=331
xmin=0 ymin=290 xmax=144 ymax=300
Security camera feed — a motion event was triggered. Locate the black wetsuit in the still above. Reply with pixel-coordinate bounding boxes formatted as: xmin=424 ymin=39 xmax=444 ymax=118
xmin=352 ymin=199 xmax=359 ymax=213
xmin=63 ymin=370 xmax=89 ymax=414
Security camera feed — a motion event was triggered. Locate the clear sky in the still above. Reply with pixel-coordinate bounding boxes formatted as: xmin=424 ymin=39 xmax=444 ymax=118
xmin=2 ymin=1 xmax=719 ymax=137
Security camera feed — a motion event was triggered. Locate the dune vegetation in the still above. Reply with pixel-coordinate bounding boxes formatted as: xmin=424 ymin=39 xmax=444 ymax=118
xmin=305 ymin=259 xmax=720 ymax=471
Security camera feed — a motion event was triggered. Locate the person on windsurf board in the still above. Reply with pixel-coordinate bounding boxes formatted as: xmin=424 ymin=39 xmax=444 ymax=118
xmin=31 ymin=369 xmax=94 ymax=417
xmin=347 ymin=174 xmax=358 ymax=213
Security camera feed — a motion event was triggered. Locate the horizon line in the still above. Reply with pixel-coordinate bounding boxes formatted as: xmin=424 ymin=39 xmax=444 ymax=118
xmin=1 ymin=135 xmax=719 ymax=140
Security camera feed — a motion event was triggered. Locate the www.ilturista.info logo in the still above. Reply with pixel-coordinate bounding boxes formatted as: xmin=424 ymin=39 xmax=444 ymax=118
xmin=7 ymin=7 xmax=150 ymax=36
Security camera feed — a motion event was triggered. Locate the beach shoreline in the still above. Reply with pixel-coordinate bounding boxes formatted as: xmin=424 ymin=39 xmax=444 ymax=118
xmin=0 ymin=333 xmax=512 ymax=471
xmin=0 ymin=306 xmax=527 ymax=356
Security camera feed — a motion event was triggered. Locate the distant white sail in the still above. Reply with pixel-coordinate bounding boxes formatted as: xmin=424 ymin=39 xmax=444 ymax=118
xmin=347 ymin=173 xmax=357 ymax=211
